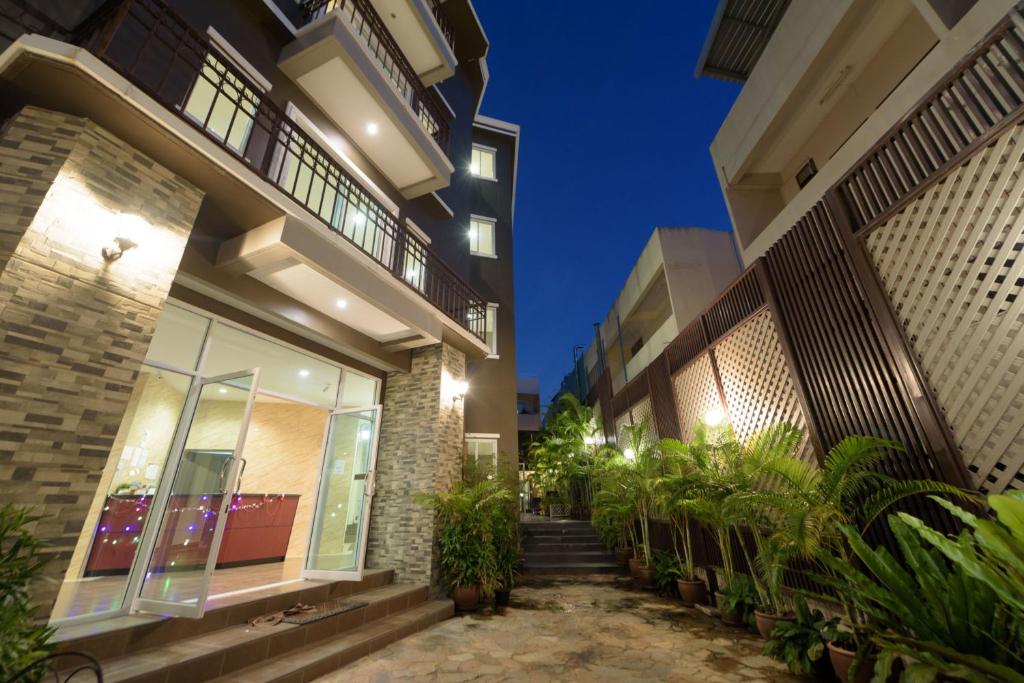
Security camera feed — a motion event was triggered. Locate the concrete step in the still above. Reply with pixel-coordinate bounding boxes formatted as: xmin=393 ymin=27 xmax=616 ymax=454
xmin=522 ymin=563 xmax=623 ymax=575
xmin=212 ymin=600 xmax=453 ymax=683
xmin=81 ymin=582 xmax=430 ymax=683
xmin=53 ymin=569 xmax=397 ymax=661
xmin=522 ymin=541 xmax=606 ymax=552
xmin=524 ymin=531 xmax=600 ymax=541
xmin=523 ymin=551 xmax=616 ymax=563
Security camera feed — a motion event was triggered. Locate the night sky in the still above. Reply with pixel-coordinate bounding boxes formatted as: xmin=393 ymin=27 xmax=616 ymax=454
xmin=471 ymin=1 xmax=743 ymax=406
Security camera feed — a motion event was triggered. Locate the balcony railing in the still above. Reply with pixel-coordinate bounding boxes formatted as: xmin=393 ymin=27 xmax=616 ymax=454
xmin=56 ymin=0 xmax=485 ymax=341
xmin=427 ymin=0 xmax=455 ymax=53
xmin=299 ymin=0 xmax=451 ymax=153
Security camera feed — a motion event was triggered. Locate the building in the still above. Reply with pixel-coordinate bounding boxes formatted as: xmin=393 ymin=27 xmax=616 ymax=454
xmin=696 ymin=0 xmax=1024 ymax=497
xmin=560 ymin=227 xmax=740 ymax=441
xmin=515 ymin=375 xmax=541 ymax=510
xmin=0 ymin=0 xmax=518 ymax=650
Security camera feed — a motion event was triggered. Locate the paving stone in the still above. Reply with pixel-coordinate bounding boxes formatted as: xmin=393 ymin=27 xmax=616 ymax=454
xmin=312 ymin=575 xmax=811 ymax=682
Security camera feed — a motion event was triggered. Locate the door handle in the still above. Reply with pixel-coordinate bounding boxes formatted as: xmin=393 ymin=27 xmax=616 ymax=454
xmin=234 ymin=457 xmax=247 ymax=496
xmin=364 ymin=469 xmax=375 ymax=498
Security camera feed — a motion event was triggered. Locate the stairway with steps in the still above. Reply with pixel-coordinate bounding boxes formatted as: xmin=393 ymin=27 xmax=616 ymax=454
xmin=522 ymin=519 xmax=622 ymax=575
xmin=54 ymin=569 xmax=451 ymax=683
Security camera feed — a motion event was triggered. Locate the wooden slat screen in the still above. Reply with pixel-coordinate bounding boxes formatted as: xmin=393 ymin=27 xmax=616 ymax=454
xmin=702 ymin=268 xmax=766 ymax=343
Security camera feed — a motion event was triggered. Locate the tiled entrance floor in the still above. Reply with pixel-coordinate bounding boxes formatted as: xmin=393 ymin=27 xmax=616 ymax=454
xmin=314 ymin=575 xmax=805 ymax=682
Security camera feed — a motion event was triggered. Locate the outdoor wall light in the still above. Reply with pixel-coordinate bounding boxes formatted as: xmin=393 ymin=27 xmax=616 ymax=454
xmin=453 ymin=380 xmax=469 ymax=401
xmin=704 ymin=406 xmax=726 ymax=428
xmin=102 ymin=213 xmax=147 ymax=262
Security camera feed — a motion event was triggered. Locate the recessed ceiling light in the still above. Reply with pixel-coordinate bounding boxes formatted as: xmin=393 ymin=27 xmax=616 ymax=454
xmin=299 ymin=369 xmax=310 ymax=378
xmin=366 ymin=122 xmax=379 ymax=135
xmin=336 ymin=298 xmax=348 ymax=309
xmin=218 ymin=388 xmax=227 ymax=394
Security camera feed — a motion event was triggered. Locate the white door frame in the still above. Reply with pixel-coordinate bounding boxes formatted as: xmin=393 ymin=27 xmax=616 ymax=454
xmin=302 ymin=405 xmax=382 ymax=582
xmin=127 ymin=368 xmax=262 ymax=619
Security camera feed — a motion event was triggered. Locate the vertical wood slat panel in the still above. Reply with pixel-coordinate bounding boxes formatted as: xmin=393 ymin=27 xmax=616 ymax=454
xmin=765 ymin=199 xmax=959 ymax=533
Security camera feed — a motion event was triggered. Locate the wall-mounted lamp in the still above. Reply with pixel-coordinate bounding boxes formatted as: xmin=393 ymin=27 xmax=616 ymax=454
xmin=704 ymin=406 xmax=726 ymax=429
xmin=103 ymin=213 xmax=148 ymax=262
xmin=452 ymin=380 xmax=469 ymax=402
xmin=102 ymin=236 xmax=138 ymax=262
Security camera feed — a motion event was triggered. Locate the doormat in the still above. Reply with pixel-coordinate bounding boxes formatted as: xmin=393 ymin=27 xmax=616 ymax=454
xmin=281 ymin=599 xmax=367 ymax=625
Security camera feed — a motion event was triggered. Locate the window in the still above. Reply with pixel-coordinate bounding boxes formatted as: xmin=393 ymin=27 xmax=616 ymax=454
xmin=485 ymin=304 xmax=498 ymax=356
xmin=465 ymin=436 xmax=498 ymax=471
xmin=470 ymin=144 xmax=497 ymax=180
xmin=183 ymin=53 xmax=260 ymax=154
xmin=469 ymin=216 xmax=496 ymax=257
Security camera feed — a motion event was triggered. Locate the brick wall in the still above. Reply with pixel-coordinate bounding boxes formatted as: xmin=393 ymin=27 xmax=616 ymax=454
xmin=366 ymin=342 xmax=466 ymax=595
xmin=0 ymin=107 xmax=203 ymax=613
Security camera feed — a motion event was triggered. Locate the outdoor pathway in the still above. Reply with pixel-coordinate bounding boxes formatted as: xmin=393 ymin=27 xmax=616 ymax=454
xmin=313 ymin=575 xmax=804 ymax=682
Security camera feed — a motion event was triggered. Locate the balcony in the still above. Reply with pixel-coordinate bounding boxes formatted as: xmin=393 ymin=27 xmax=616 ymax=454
xmin=366 ymin=0 xmax=456 ymax=85
xmin=56 ymin=0 xmax=484 ymax=344
xmin=280 ymin=0 xmax=454 ymax=198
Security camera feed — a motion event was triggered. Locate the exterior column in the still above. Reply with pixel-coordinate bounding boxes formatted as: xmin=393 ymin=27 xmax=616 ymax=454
xmin=0 ymin=107 xmax=203 ymax=611
xmin=366 ymin=342 xmax=466 ymax=595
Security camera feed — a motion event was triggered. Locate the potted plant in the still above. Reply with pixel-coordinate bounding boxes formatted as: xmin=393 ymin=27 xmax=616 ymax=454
xmin=763 ymin=595 xmax=838 ymax=677
xmin=416 ymin=480 xmax=510 ymax=611
xmin=1 ymin=504 xmax=55 ymax=681
xmin=657 ymin=439 xmax=707 ymax=605
xmin=620 ymin=420 xmax=659 ymax=590
xmin=491 ymin=472 xmax=520 ymax=607
xmin=716 ymin=573 xmax=758 ymax=628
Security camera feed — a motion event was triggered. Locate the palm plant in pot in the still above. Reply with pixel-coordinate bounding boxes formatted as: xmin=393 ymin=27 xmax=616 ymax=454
xmin=657 ymin=438 xmax=708 ymax=605
xmin=491 ymin=470 xmax=521 ymax=607
xmin=748 ymin=431 xmax=973 ymax=678
xmin=416 ymin=480 xmax=511 ymax=611
xmin=619 ymin=420 xmax=660 ymax=589
xmin=591 ymin=462 xmax=634 ymax=566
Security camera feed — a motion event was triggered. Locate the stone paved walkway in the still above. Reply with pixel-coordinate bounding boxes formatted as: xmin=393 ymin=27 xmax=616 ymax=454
xmin=314 ymin=575 xmax=806 ymax=682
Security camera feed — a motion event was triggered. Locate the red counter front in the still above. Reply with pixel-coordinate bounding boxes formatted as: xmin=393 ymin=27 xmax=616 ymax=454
xmin=84 ymin=493 xmax=299 ymax=576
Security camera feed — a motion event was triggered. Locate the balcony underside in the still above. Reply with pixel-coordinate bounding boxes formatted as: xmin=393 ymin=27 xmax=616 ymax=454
xmin=369 ymin=0 xmax=456 ymax=85
xmin=0 ymin=37 xmax=488 ymax=366
xmin=280 ymin=15 xmax=454 ymax=199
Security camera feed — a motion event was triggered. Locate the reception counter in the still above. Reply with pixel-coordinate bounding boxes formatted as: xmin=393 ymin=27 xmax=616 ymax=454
xmin=84 ymin=493 xmax=300 ymax=576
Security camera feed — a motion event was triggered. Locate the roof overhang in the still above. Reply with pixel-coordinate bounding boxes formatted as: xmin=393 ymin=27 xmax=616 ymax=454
xmin=695 ymin=0 xmax=792 ymax=82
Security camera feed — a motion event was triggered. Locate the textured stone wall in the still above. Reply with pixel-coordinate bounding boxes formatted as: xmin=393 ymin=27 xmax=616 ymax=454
xmin=0 ymin=107 xmax=203 ymax=612
xmin=366 ymin=342 xmax=466 ymax=595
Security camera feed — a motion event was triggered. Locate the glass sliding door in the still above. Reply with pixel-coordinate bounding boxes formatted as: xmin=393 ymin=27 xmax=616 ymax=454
xmin=130 ymin=370 xmax=260 ymax=618
xmin=303 ymin=406 xmax=381 ymax=580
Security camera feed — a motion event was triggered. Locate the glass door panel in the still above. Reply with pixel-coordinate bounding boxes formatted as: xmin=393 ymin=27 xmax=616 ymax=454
xmin=304 ymin=406 xmax=381 ymax=580
xmin=132 ymin=370 xmax=260 ymax=617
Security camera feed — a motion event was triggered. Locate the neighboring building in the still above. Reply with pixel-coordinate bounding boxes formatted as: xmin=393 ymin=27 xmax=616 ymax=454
xmin=516 ymin=375 xmax=541 ymax=511
xmin=698 ymin=0 xmax=1024 ymax=496
xmin=560 ymin=226 xmax=741 ymax=441
xmin=592 ymin=227 xmax=741 ymax=396
xmin=0 ymin=0 xmax=519 ymax=653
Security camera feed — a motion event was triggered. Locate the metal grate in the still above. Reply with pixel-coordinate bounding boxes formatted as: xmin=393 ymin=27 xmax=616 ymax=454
xmin=839 ymin=16 xmax=1024 ymax=233
xmin=713 ymin=309 xmax=814 ymax=462
xmin=671 ymin=353 xmax=725 ymax=442
xmin=866 ymin=121 xmax=1024 ymax=494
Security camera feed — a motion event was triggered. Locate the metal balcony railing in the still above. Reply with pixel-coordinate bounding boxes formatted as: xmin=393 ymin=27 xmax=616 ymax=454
xmin=51 ymin=0 xmax=485 ymax=341
xmin=426 ymin=0 xmax=455 ymax=53
xmin=299 ymin=0 xmax=451 ymax=153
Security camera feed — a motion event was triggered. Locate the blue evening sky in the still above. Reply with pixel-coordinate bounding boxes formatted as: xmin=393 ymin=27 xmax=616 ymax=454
xmin=472 ymin=1 xmax=742 ymax=405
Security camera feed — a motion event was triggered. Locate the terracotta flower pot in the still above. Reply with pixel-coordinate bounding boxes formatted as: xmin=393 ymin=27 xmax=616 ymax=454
xmin=614 ymin=547 xmax=631 ymax=566
xmin=451 ymin=584 xmax=480 ymax=611
xmin=754 ymin=610 xmax=795 ymax=640
xmin=827 ymin=641 xmax=876 ymax=683
xmin=715 ymin=591 xmax=745 ymax=627
xmin=627 ymin=557 xmax=640 ymax=578
xmin=634 ymin=565 xmax=656 ymax=590
xmin=676 ymin=578 xmax=707 ymax=606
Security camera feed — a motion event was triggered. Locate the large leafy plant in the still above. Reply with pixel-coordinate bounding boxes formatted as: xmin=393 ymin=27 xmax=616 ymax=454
xmin=763 ymin=595 xmax=839 ymax=676
xmin=816 ymin=498 xmax=1024 ymax=682
xmin=0 ymin=504 xmax=54 ymax=681
xmin=619 ymin=419 xmax=661 ymax=566
xmin=416 ymin=481 xmax=512 ymax=596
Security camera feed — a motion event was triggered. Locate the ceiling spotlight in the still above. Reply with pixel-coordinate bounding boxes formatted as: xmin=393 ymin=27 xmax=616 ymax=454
xmin=336 ymin=299 xmax=348 ymax=309
xmin=299 ymin=369 xmax=310 ymax=378
xmin=218 ymin=388 xmax=227 ymax=395
xmin=366 ymin=122 xmax=379 ymax=135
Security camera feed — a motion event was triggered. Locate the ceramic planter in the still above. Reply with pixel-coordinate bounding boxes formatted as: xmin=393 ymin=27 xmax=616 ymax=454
xmin=676 ymin=578 xmax=707 ymax=606
xmin=451 ymin=584 xmax=481 ymax=611
xmin=614 ymin=547 xmax=631 ymax=566
xmin=627 ymin=557 xmax=640 ymax=578
xmin=633 ymin=564 xmax=656 ymax=590
xmin=754 ymin=610 xmax=795 ymax=639
xmin=827 ymin=641 xmax=877 ymax=683
xmin=715 ymin=591 xmax=745 ymax=627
